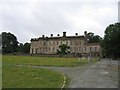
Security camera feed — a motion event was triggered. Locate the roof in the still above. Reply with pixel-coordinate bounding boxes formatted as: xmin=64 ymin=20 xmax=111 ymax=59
xmin=31 ymin=35 xmax=85 ymax=41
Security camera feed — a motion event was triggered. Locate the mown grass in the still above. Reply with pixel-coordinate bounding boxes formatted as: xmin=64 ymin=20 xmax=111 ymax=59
xmin=2 ymin=55 xmax=98 ymax=88
xmin=2 ymin=55 xmax=97 ymax=67
xmin=3 ymin=65 xmax=64 ymax=88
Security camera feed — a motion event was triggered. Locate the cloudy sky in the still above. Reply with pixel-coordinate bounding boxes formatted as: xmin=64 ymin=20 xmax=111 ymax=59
xmin=0 ymin=0 xmax=119 ymax=43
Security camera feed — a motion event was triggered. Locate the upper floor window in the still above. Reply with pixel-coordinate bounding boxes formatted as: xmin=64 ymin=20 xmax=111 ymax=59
xmin=61 ymin=41 xmax=62 ymax=45
xmin=53 ymin=41 xmax=55 ymax=45
xmin=43 ymin=42 xmax=46 ymax=45
xmin=79 ymin=41 xmax=81 ymax=45
xmin=70 ymin=41 xmax=72 ymax=45
xmin=79 ymin=47 xmax=81 ymax=52
xmin=95 ymin=47 xmax=97 ymax=51
xmin=84 ymin=47 xmax=86 ymax=52
xmin=56 ymin=41 xmax=59 ymax=45
xmin=90 ymin=47 xmax=92 ymax=51
xmin=53 ymin=47 xmax=54 ymax=51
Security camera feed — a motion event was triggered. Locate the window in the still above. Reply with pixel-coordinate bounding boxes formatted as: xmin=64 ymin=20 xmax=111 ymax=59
xmin=79 ymin=41 xmax=81 ymax=45
xmin=90 ymin=47 xmax=92 ymax=51
xmin=49 ymin=42 xmax=51 ymax=45
xmin=61 ymin=41 xmax=62 ymax=45
xmin=35 ymin=48 xmax=37 ymax=53
xmin=95 ymin=47 xmax=97 ymax=51
xmin=79 ymin=47 xmax=81 ymax=52
xmin=57 ymin=41 xmax=58 ymax=45
xmin=71 ymin=41 xmax=72 ymax=45
xmin=43 ymin=42 xmax=46 ymax=45
xmin=53 ymin=41 xmax=55 ymax=45
xmin=74 ymin=47 xmax=76 ymax=52
xmin=53 ymin=47 xmax=54 ymax=51
xmin=75 ymin=41 xmax=76 ymax=45
xmin=84 ymin=47 xmax=86 ymax=52
xmin=49 ymin=47 xmax=50 ymax=51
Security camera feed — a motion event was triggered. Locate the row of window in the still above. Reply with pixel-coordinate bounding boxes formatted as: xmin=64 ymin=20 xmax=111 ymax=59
xmin=31 ymin=47 xmax=99 ymax=54
xmin=84 ymin=47 xmax=98 ymax=52
xmin=32 ymin=40 xmax=82 ymax=46
xmin=31 ymin=47 xmax=83 ymax=54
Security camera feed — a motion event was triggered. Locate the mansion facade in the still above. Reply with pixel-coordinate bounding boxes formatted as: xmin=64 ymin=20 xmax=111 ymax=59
xmin=30 ymin=32 xmax=101 ymax=57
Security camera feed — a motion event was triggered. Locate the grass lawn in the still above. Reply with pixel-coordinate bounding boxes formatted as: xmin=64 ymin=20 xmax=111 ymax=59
xmin=2 ymin=55 xmax=98 ymax=88
xmin=2 ymin=55 xmax=97 ymax=67
xmin=3 ymin=65 xmax=64 ymax=88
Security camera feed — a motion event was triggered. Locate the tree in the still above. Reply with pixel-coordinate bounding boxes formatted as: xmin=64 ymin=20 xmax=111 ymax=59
xmin=84 ymin=31 xmax=102 ymax=43
xmin=2 ymin=32 xmax=19 ymax=53
xmin=23 ymin=43 xmax=30 ymax=53
xmin=17 ymin=43 xmax=24 ymax=53
xmin=57 ymin=44 xmax=70 ymax=56
xmin=101 ymin=22 xmax=120 ymax=59
xmin=17 ymin=42 xmax=30 ymax=54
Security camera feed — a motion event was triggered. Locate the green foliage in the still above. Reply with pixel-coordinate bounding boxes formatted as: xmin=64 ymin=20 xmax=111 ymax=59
xmin=17 ymin=43 xmax=24 ymax=53
xmin=1 ymin=32 xmax=30 ymax=54
xmin=23 ymin=43 xmax=30 ymax=53
xmin=102 ymin=22 xmax=120 ymax=59
xmin=2 ymin=32 xmax=19 ymax=53
xmin=85 ymin=31 xmax=102 ymax=43
xmin=17 ymin=43 xmax=30 ymax=54
xmin=57 ymin=44 xmax=70 ymax=56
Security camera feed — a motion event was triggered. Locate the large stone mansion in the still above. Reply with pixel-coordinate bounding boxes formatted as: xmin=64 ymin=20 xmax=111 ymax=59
xmin=30 ymin=32 xmax=101 ymax=57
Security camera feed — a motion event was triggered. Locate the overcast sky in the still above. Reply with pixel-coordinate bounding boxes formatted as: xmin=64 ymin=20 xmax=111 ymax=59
xmin=0 ymin=0 xmax=119 ymax=43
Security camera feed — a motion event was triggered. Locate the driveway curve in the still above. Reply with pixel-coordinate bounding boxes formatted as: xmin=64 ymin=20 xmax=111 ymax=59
xmin=39 ymin=59 xmax=118 ymax=88
xmin=17 ymin=59 xmax=118 ymax=88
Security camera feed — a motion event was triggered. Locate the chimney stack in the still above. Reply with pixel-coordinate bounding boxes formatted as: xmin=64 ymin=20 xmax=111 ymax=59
xmin=51 ymin=34 xmax=53 ymax=37
xmin=75 ymin=33 xmax=78 ymax=36
xmin=63 ymin=32 xmax=66 ymax=37
xmin=57 ymin=34 xmax=60 ymax=36
xmin=42 ymin=35 xmax=45 ymax=38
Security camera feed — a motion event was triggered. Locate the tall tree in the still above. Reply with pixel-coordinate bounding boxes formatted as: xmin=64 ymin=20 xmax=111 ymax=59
xmin=23 ymin=43 xmax=30 ymax=53
xmin=17 ymin=43 xmax=24 ymax=53
xmin=102 ymin=22 xmax=120 ymax=59
xmin=85 ymin=31 xmax=102 ymax=43
xmin=2 ymin=32 xmax=19 ymax=53
xmin=57 ymin=44 xmax=70 ymax=56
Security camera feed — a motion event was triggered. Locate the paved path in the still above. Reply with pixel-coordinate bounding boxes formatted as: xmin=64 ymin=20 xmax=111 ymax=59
xmin=17 ymin=59 xmax=118 ymax=88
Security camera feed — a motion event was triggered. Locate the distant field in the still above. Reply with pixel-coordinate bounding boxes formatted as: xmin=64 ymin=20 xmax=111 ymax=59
xmin=2 ymin=55 xmax=97 ymax=67
xmin=2 ymin=55 xmax=98 ymax=88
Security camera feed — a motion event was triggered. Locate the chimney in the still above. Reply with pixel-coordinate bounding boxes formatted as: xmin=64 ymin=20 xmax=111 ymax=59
xmin=75 ymin=33 xmax=78 ymax=36
xmin=42 ymin=35 xmax=45 ymax=38
xmin=63 ymin=32 xmax=66 ymax=37
xmin=57 ymin=34 xmax=60 ymax=36
xmin=51 ymin=34 xmax=53 ymax=37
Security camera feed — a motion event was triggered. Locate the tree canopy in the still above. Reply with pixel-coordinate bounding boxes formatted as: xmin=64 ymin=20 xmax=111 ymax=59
xmin=2 ymin=32 xmax=18 ymax=53
xmin=1 ymin=32 xmax=30 ymax=54
xmin=57 ymin=44 xmax=70 ymax=56
xmin=84 ymin=31 xmax=102 ymax=43
xmin=101 ymin=22 xmax=120 ymax=59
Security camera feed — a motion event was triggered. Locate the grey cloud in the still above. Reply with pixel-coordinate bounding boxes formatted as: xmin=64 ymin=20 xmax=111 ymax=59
xmin=0 ymin=1 xmax=118 ymax=43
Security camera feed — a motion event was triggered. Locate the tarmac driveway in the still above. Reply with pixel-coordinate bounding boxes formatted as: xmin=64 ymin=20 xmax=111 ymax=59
xmin=17 ymin=59 xmax=118 ymax=88
xmin=40 ymin=59 xmax=118 ymax=88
